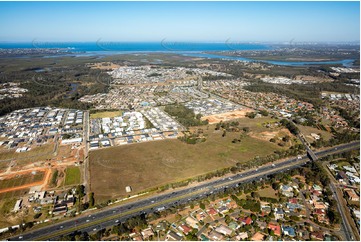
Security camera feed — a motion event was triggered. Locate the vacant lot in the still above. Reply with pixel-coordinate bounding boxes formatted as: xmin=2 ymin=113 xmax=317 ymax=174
xmin=0 ymin=171 xmax=45 ymax=191
xmin=0 ymin=143 xmax=54 ymax=164
xmin=258 ymin=186 xmax=278 ymax=199
xmin=0 ymin=188 xmax=29 ymax=201
xmin=64 ymin=166 xmax=81 ymax=186
xmin=297 ymin=125 xmax=333 ymax=143
xmin=201 ymin=108 xmax=254 ymax=124
xmin=90 ymin=110 xmax=123 ymax=119
xmin=90 ymin=118 xmax=285 ymax=201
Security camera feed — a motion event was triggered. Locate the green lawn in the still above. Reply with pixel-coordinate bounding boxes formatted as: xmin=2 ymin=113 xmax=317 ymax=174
xmin=90 ymin=111 xmax=123 ymax=119
xmin=64 ymin=167 xmax=81 ymax=186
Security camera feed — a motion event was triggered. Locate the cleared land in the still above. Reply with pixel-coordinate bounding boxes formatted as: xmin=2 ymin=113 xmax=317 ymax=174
xmin=64 ymin=166 xmax=81 ymax=186
xmin=258 ymin=186 xmax=278 ymax=199
xmin=0 ymin=143 xmax=54 ymax=164
xmin=90 ymin=117 xmax=286 ymax=201
xmin=201 ymin=109 xmax=254 ymax=124
xmin=297 ymin=125 xmax=333 ymax=143
xmin=0 ymin=170 xmax=46 ymax=192
xmin=0 ymin=189 xmax=29 ymax=201
xmin=90 ymin=110 xmax=123 ymax=119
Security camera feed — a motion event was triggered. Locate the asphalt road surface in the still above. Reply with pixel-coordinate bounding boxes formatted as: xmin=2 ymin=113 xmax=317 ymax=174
xmin=8 ymin=141 xmax=359 ymax=241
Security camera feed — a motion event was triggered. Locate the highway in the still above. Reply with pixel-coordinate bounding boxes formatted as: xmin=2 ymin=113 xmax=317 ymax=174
xmin=8 ymin=141 xmax=359 ymax=241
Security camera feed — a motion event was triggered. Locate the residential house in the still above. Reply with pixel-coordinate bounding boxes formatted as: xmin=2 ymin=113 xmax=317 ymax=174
xmin=236 ymin=232 xmax=248 ymax=240
xmin=208 ymin=231 xmax=224 ymax=241
xmin=267 ymin=223 xmax=281 ymax=237
xmin=228 ymin=221 xmax=239 ymax=231
xmin=345 ymin=189 xmax=360 ymax=201
xmin=207 ymin=208 xmax=218 ymax=216
xmin=297 ymin=230 xmax=310 ymax=240
xmin=274 ymin=208 xmax=284 ymax=220
xmin=141 ymin=227 xmax=154 ymax=240
xmin=239 ymin=216 xmax=252 ymax=226
xmin=310 ymin=231 xmax=324 ymax=241
xmin=256 ymin=221 xmax=267 ymax=230
xmin=154 ymin=221 xmax=167 ymax=232
xmin=178 ymin=224 xmax=192 ymax=235
xmin=312 ymin=184 xmax=323 ymax=191
xmin=185 ymin=216 xmax=199 ymax=229
xmin=166 ymin=230 xmax=183 ymax=241
xmin=215 ymin=225 xmax=233 ymax=236
xmin=251 ymin=232 xmax=265 ymax=241
xmin=280 ymin=184 xmax=294 ymax=197
xmin=129 ymin=232 xmax=143 ymax=241
xmin=282 ymin=225 xmax=296 ymax=237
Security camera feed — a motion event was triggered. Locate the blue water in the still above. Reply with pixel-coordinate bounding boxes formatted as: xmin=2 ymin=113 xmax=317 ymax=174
xmin=183 ymin=52 xmax=355 ymax=67
xmin=0 ymin=42 xmax=355 ymax=67
xmin=0 ymin=41 xmax=269 ymax=52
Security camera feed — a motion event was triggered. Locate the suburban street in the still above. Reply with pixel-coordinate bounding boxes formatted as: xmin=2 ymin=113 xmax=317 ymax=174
xmin=322 ymin=161 xmax=360 ymax=241
xmin=8 ymin=141 xmax=360 ymax=241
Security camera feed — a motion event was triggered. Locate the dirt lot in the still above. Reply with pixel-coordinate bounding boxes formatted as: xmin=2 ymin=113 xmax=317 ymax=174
xmin=87 ymin=62 xmax=121 ymax=70
xmin=90 ymin=118 xmax=285 ymax=202
xmin=201 ymin=109 xmax=255 ymax=124
xmin=0 ymin=169 xmax=47 ymax=193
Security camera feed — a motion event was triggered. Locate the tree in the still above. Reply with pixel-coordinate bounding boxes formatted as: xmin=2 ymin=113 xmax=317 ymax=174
xmin=251 ymin=192 xmax=260 ymax=199
xmin=34 ymin=213 xmax=42 ymax=219
xmin=200 ymin=202 xmax=206 ymax=210
xmin=246 ymin=112 xmax=257 ymax=119
xmin=89 ymin=192 xmax=95 ymax=207
xmin=260 ymin=110 xmax=269 ymax=116
xmin=243 ymin=127 xmax=250 ymax=132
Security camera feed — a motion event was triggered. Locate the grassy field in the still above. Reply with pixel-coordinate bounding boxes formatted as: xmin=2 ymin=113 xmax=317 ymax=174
xmin=297 ymin=125 xmax=333 ymax=143
xmin=64 ymin=166 xmax=81 ymax=186
xmin=0 ymin=198 xmax=17 ymax=227
xmin=90 ymin=110 xmax=123 ymax=119
xmin=0 ymin=143 xmax=54 ymax=163
xmin=0 ymin=171 xmax=45 ymax=191
xmin=258 ymin=186 xmax=278 ymax=199
xmin=90 ymin=118 xmax=285 ymax=201
xmin=0 ymin=188 xmax=29 ymax=200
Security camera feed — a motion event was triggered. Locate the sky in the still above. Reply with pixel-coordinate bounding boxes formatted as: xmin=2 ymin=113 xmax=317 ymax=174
xmin=0 ymin=1 xmax=359 ymax=43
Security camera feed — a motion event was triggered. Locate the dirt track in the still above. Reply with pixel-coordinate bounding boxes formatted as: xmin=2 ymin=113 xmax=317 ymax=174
xmin=0 ymin=168 xmax=51 ymax=194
